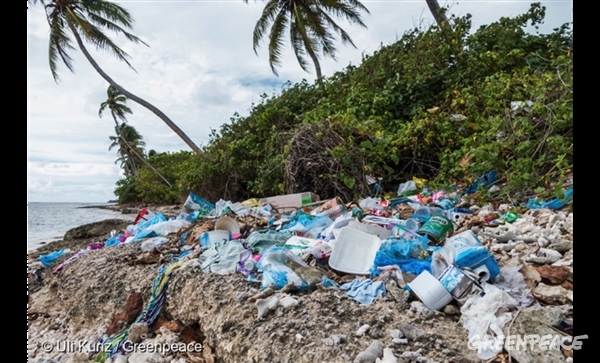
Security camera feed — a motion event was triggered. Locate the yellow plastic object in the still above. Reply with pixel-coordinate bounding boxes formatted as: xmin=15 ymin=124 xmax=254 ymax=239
xmin=412 ymin=176 xmax=428 ymax=189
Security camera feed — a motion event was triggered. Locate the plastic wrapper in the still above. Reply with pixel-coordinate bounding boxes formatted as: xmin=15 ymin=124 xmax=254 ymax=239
xmin=140 ymin=237 xmax=170 ymax=252
xmin=256 ymin=246 xmax=310 ymax=290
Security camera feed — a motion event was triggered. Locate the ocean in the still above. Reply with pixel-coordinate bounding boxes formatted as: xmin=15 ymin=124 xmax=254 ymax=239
xmin=27 ymin=202 xmax=136 ymax=252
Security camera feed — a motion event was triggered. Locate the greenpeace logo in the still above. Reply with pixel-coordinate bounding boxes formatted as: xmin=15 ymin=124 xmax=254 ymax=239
xmin=469 ymin=334 xmax=587 ymax=352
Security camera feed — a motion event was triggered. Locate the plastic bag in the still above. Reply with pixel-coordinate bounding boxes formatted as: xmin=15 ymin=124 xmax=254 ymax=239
xmin=146 ymin=219 xmax=190 ymax=236
xmin=461 ymin=283 xmax=517 ymax=360
xmin=104 ymin=237 xmax=121 ymax=247
xmin=397 ymin=180 xmax=417 ymax=196
xmin=370 ymin=235 xmax=431 ymax=278
xmin=40 ymin=249 xmax=70 ymax=267
xmin=140 ymin=237 xmax=170 ymax=252
xmin=256 ymin=246 xmax=309 ymax=290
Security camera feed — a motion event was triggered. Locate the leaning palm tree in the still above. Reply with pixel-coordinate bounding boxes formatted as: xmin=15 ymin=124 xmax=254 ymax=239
xmin=100 ymin=86 xmax=172 ymax=187
xmin=425 ymin=0 xmax=450 ymax=29
xmin=246 ymin=0 xmax=370 ymax=79
xmin=109 ymin=123 xmax=145 ymax=176
xmin=32 ymin=0 xmax=203 ymax=156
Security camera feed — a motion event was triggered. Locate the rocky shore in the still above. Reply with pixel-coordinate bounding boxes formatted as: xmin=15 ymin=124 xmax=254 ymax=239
xmin=28 ymin=201 xmax=574 ymax=363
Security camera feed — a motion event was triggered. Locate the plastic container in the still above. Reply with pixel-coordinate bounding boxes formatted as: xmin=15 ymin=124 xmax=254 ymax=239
xmin=328 ymin=227 xmax=382 ymax=275
xmin=447 ymin=230 xmax=500 ymax=281
xmin=215 ymin=216 xmax=240 ymax=234
xmin=408 ymin=270 xmax=454 ymax=311
xmin=348 ymin=220 xmax=392 ymax=240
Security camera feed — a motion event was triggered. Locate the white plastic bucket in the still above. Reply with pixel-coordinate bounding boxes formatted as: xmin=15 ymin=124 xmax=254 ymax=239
xmin=408 ymin=270 xmax=453 ymax=311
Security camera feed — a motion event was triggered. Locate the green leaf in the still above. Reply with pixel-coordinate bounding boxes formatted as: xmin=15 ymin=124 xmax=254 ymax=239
xmin=390 ymin=154 xmax=399 ymax=165
xmin=534 ymin=187 xmax=545 ymax=194
xmin=343 ymin=176 xmax=355 ymax=189
xmin=384 ymin=165 xmax=394 ymax=175
xmin=360 ymin=140 xmax=374 ymax=149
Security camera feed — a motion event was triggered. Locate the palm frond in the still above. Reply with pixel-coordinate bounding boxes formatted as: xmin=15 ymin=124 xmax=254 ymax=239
xmin=289 ymin=18 xmax=312 ymax=74
xmin=66 ymin=9 xmax=135 ymax=69
xmin=85 ymin=11 xmax=148 ymax=47
xmin=318 ymin=0 xmax=369 ymax=28
xmin=48 ymin=14 xmax=76 ymax=82
xmin=320 ymin=10 xmax=357 ymax=48
xmin=268 ymin=9 xmax=290 ymax=76
xmin=253 ymin=0 xmax=281 ymax=54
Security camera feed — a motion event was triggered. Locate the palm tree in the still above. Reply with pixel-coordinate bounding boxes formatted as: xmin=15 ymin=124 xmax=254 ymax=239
xmin=109 ymin=123 xmax=145 ymax=176
xmin=246 ymin=0 xmax=370 ymax=79
xmin=100 ymin=86 xmax=172 ymax=186
xmin=32 ymin=0 xmax=203 ymax=156
xmin=425 ymin=0 xmax=450 ymax=29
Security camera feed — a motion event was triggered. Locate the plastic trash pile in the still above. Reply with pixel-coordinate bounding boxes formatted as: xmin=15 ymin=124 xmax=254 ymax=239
xmin=34 ymin=173 xmax=574 ymax=362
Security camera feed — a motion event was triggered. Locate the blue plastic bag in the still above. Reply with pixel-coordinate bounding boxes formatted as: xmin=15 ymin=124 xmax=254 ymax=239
xmin=256 ymin=246 xmax=310 ymax=290
xmin=370 ymin=235 xmax=432 ymax=277
xmin=104 ymin=237 xmax=120 ymax=247
xmin=526 ymin=188 xmax=573 ymax=210
xmin=40 ymin=249 xmax=69 ymax=267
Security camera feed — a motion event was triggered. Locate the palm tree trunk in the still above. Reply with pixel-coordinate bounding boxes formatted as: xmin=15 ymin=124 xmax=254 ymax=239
xmin=293 ymin=3 xmax=322 ymax=79
xmin=425 ymin=0 xmax=450 ymax=29
xmin=67 ymin=23 xmax=204 ymax=157
xmin=113 ymin=118 xmax=173 ymax=187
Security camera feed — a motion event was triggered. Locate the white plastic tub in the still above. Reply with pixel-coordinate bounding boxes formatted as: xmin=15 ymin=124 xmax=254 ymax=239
xmin=328 ymin=227 xmax=382 ymax=275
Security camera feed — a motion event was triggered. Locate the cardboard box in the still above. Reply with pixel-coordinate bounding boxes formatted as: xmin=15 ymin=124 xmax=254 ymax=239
xmin=260 ymin=192 xmax=320 ymax=213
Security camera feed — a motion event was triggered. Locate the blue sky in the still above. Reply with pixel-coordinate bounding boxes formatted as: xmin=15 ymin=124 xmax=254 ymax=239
xmin=27 ymin=0 xmax=572 ymax=203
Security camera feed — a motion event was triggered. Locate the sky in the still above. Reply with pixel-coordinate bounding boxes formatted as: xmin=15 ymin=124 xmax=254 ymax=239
xmin=27 ymin=0 xmax=572 ymax=203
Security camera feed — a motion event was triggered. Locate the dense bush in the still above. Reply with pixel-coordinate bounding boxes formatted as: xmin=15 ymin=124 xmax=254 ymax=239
xmin=116 ymin=3 xmax=572 ymax=204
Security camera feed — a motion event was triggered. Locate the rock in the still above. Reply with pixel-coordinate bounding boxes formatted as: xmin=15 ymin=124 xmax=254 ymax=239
xmin=113 ymin=355 xmax=128 ymax=363
xmin=295 ymin=334 xmax=303 ymax=343
xmin=443 ymin=305 xmax=460 ymax=316
xmin=285 ymin=259 xmax=323 ymax=288
xmin=128 ymin=352 xmax=165 ymax=363
xmin=127 ymin=323 xmax=149 ymax=344
xmin=64 ymin=219 xmax=130 ymax=241
xmin=106 ymin=293 xmax=144 ymax=335
xmin=65 ymin=353 xmax=89 ymax=363
xmin=354 ymin=340 xmax=384 ymax=363
xmin=520 ymin=265 xmax=542 ymax=289
xmin=386 ymin=280 xmax=409 ymax=304
xmin=503 ymin=306 xmax=565 ymax=363
xmin=356 ymin=324 xmax=371 ymax=337
xmin=150 ymin=317 xmax=179 ymax=334
xmin=180 ymin=325 xmax=204 ymax=345
xmin=526 ymin=249 xmax=563 ymax=264
xmin=375 ymin=348 xmax=398 ymax=363
xmin=390 ymin=329 xmax=404 ymax=339
xmin=536 ymin=265 xmax=571 ymax=285
xmin=400 ymin=351 xmax=421 ymax=361
xmin=398 ymin=323 xmax=425 ymax=341
xmin=278 ymin=294 xmax=299 ymax=308
xmin=533 ymin=283 xmax=570 ymax=305
xmin=323 ymin=334 xmax=347 ymax=346
xmin=392 ymin=338 xmax=408 ymax=345
xmin=547 ymin=241 xmax=573 ymax=253
xmin=256 ymin=295 xmax=279 ymax=320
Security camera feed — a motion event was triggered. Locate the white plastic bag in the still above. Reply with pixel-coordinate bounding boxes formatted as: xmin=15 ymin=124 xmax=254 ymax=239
xmin=140 ymin=237 xmax=169 ymax=252
xmin=461 ymin=284 xmax=517 ymax=360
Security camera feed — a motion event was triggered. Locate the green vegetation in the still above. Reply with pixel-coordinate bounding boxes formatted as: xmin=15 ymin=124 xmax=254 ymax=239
xmin=115 ymin=4 xmax=572 ymax=205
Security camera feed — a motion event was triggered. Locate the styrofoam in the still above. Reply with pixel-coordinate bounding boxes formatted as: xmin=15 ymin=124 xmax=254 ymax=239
xmin=328 ymin=227 xmax=382 ymax=275
xmin=408 ymin=270 xmax=453 ymax=311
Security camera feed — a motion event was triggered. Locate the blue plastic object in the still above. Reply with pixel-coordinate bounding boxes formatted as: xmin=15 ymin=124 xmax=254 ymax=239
xmin=465 ymin=169 xmax=498 ymax=194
